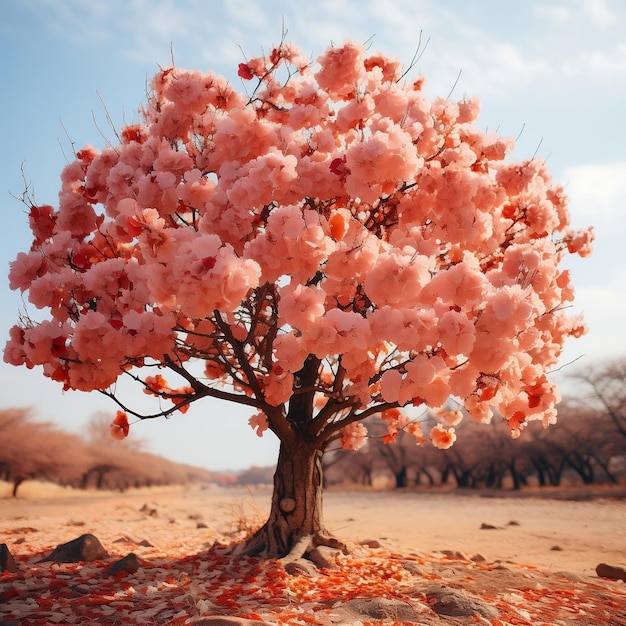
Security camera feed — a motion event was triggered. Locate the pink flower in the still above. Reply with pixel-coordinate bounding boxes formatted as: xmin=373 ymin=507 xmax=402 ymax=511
xmin=437 ymin=309 xmax=476 ymax=356
xmin=380 ymin=369 xmax=402 ymax=403
xmin=263 ymin=369 xmax=294 ymax=407
xmin=315 ymin=41 xmax=365 ymax=98
xmin=8 ymin=251 xmax=47 ymax=292
xmin=248 ymin=411 xmax=269 ymax=437
xmin=341 ymin=422 xmax=368 ymax=451
xmin=279 ymin=282 xmax=326 ymax=329
xmin=28 ymin=204 xmax=57 ymax=243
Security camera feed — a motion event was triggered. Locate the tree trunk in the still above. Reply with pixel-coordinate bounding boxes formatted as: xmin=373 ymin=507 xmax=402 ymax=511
xmin=394 ymin=466 xmax=408 ymax=489
xmin=12 ymin=477 xmax=24 ymax=497
xmin=237 ymin=438 xmax=344 ymax=561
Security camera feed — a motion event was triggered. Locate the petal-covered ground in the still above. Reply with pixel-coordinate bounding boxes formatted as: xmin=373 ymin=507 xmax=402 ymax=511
xmin=1 ymin=485 xmax=625 ymax=625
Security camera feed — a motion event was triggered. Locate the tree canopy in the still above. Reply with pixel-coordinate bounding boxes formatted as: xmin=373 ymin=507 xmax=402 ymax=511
xmin=4 ymin=38 xmax=593 ymax=558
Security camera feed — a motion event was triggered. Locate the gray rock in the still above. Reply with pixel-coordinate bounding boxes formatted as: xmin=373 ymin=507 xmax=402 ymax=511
xmin=426 ymin=583 xmax=499 ymax=619
xmin=107 ymin=552 xmax=141 ymax=576
xmin=339 ymin=597 xmax=423 ymax=623
xmin=41 ymin=533 xmax=109 ymax=563
xmin=0 ymin=543 xmax=19 ymax=572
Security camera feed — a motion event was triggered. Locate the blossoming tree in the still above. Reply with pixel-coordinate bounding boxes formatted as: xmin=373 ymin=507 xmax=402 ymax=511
xmin=5 ymin=39 xmax=592 ymax=561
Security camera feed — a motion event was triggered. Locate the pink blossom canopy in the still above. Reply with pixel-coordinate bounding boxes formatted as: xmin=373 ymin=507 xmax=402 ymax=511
xmin=5 ymin=40 xmax=593 ymax=446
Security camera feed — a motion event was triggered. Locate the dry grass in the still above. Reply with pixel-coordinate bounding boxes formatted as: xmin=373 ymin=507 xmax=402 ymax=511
xmin=220 ymin=487 xmax=266 ymax=536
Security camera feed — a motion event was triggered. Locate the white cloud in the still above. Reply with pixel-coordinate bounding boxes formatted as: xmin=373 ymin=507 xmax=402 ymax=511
xmin=19 ymin=0 xmax=111 ymax=44
xmin=564 ymin=162 xmax=626 ymax=218
xmin=581 ymin=0 xmax=615 ymax=26
xmin=559 ymin=280 xmax=626 ymax=367
xmin=562 ymin=42 xmax=626 ymax=79
xmin=534 ymin=4 xmax=572 ymax=23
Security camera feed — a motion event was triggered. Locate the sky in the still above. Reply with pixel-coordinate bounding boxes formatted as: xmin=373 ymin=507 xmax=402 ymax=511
xmin=1 ymin=0 xmax=625 ymax=472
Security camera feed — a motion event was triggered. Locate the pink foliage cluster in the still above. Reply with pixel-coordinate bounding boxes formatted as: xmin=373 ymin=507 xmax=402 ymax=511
xmin=5 ymin=40 xmax=592 ymax=448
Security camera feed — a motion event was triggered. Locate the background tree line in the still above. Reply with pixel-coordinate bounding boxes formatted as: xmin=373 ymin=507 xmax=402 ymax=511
xmin=3 ymin=358 xmax=624 ymax=495
xmin=0 ymin=408 xmax=230 ymax=496
xmin=323 ymin=359 xmax=626 ymax=490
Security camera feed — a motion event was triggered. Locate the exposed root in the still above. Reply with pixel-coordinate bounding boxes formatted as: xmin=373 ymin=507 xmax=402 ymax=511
xmin=280 ymin=532 xmax=349 ymax=575
xmin=228 ymin=526 xmax=350 ymax=574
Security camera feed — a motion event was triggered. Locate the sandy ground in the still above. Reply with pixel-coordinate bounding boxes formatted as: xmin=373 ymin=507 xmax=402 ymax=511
xmin=2 ymin=482 xmax=626 ymax=625
xmin=2 ymin=482 xmax=624 ymax=577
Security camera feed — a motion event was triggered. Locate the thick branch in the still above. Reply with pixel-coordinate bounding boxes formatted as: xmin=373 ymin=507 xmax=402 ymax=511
xmin=287 ymin=355 xmax=321 ymax=431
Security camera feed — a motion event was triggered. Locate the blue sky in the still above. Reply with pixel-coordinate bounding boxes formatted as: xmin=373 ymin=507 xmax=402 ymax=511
xmin=1 ymin=0 xmax=625 ymax=471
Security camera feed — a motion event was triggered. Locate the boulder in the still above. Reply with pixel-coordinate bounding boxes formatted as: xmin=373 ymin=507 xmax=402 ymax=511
xmin=41 ymin=534 xmax=109 ymax=563
xmin=426 ymin=583 xmax=499 ymax=619
xmin=596 ymin=563 xmax=626 ymax=582
xmin=107 ymin=552 xmax=141 ymax=576
xmin=0 ymin=543 xmax=19 ymax=573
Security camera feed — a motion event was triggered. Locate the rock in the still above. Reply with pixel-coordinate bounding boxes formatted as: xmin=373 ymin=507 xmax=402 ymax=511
xmin=555 ymin=570 xmax=585 ymax=582
xmin=426 ymin=584 xmax=499 ymax=619
xmin=441 ymin=549 xmax=467 ymax=559
xmin=41 ymin=534 xmax=109 ymax=563
xmin=359 ymin=539 xmax=382 ymax=549
xmin=113 ymin=536 xmax=153 ymax=547
xmin=140 ymin=503 xmax=158 ymax=517
xmin=283 ymin=559 xmax=317 ymax=576
xmin=307 ymin=546 xmax=338 ymax=569
xmin=596 ymin=563 xmax=626 ymax=582
xmin=507 ymin=520 xmax=520 ymax=526
xmin=550 ymin=545 xmax=564 ymax=551
xmin=480 ymin=522 xmax=499 ymax=530
xmin=401 ymin=560 xmax=425 ymax=575
xmin=471 ymin=553 xmax=487 ymax=562
xmin=0 ymin=543 xmax=19 ymax=572
xmin=339 ymin=597 xmax=423 ymax=623
xmin=107 ymin=553 xmax=141 ymax=576
xmin=197 ymin=522 xmax=209 ymax=529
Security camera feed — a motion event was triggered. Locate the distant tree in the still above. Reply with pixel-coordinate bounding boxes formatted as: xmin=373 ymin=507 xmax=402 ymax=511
xmin=236 ymin=465 xmax=275 ymax=486
xmin=5 ymin=39 xmax=592 ymax=561
xmin=0 ymin=408 xmax=84 ymax=496
xmin=367 ymin=414 xmax=423 ymax=488
xmin=323 ymin=445 xmax=377 ymax=487
xmin=551 ymin=403 xmax=624 ymax=485
xmin=570 ymin=358 xmax=626 ymax=439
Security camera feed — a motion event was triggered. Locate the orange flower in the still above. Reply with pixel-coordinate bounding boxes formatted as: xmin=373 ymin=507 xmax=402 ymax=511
xmin=329 ymin=211 xmax=348 ymax=241
xmin=430 ymin=424 xmax=456 ymax=449
xmin=110 ymin=411 xmax=130 ymax=440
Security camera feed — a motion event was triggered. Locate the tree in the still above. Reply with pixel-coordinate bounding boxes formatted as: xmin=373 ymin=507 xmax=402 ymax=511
xmin=0 ymin=408 xmax=85 ymax=496
xmin=4 ymin=39 xmax=592 ymax=561
xmin=570 ymin=357 xmax=626 ymax=439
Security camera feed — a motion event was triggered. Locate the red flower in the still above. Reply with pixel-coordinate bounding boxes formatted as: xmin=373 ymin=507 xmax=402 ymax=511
xmin=126 ymin=216 xmax=143 ymax=238
xmin=110 ymin=411 xmax=130 ymax=440
xmin=329 ymin=156 xmax=350 ymax=182
xmin=201 ymin=256 xmax=217 ymax=270
xmin=238 ymin=63 xmax=254 ymax=80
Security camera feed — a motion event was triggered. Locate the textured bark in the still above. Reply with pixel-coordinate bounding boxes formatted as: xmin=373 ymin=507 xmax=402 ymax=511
xmin=238 ymin=439 xmax=342 ymax=560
